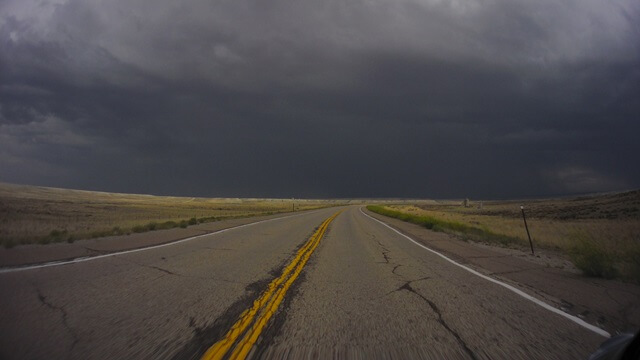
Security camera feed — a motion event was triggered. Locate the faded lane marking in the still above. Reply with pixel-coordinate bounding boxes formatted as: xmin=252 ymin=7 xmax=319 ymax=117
xmin=0 ymin=210 xmax=323 ymax=274
xmin=360 ymin=207 xmax=611 ymax=338
xmin=201 ymin=211 xmax=342 ymax=360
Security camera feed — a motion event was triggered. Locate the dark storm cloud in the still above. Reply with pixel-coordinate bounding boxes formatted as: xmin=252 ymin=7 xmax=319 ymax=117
xmin=1 ymin=0 xmax=639 ymax=198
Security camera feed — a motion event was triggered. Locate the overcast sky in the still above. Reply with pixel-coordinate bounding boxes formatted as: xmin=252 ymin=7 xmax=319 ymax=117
xmin=1 ymin=0 xmax=639 ymax=199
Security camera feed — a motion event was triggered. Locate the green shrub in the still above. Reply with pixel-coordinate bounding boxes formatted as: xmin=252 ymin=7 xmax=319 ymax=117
xmin=40 ymin=229 xmax=68 ymax=244
xmin=188 ymin=217 xmax=197 ymax=225
xmin=90 ymin=230 xmax=105 ymax=238
xmin=620 ymin=246 xmax=640 ymax=283
xmin=50 ymin=229 xmax=67 ymax=239
xmin=570 ymin=235 xmax=617 ymax=279
xmin=179 ymin=220 xmax=188 ymax=228
xmin=366 ymin=205 xmax=521 ymax=247
xmin=158 ymin=221 xmax=177 ymax=230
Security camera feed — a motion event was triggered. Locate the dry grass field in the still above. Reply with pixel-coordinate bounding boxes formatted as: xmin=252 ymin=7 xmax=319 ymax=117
xmin=0 ymin=183 xmax=340 ymax=247
xmin=373 ymin=190 xmax=640 ymax=281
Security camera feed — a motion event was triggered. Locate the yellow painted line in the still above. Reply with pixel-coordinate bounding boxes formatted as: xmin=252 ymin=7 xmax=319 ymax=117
xmin=201 ymin=211 xmax=342 ymax=360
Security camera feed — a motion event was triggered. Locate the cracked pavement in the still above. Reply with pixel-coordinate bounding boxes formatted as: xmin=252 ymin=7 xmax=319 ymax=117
xmin=0 ymin=207 xmax=610 ymax=359
xmin=365 ymin=209 xmax=640 ymax=336
xmin=35 ymin=286 xmax=79 ymax=355
xmin=0 ymin=209 xmax=332 ymax=359
xmin=260 ymin=207 xmax=604 ymax=359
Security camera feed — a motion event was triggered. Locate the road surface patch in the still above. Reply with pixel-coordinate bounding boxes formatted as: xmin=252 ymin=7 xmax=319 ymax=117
xmin=200 ymin=211 xmax=342 ymax=360
xmin=360 ymin=207 xmax=611 ymax=338
xmin=0 ymin=211 xmax=314 ymax=274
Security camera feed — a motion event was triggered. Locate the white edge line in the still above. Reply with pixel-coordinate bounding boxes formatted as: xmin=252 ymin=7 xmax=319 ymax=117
xmin=0 ymin=210 xmax=318 ymax=274
xmin=359 ymin=207 xmax=611 ymax=338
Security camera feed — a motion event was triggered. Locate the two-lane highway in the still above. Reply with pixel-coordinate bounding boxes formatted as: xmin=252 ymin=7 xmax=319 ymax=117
xmin=0 ymin=206 xmax=604 ymax=359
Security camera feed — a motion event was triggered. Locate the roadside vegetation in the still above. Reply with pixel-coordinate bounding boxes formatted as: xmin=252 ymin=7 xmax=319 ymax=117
xmin=0 ymin=183 xmax=341 ymax=248
xmin=367 ymin=205 xmax=522 ymax=246
xmin=368 ymin=190 xmax=640 ymax=282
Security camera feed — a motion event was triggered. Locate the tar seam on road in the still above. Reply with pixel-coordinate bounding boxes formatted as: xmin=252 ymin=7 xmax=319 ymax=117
xmin=0 ymin=210 xmax=321 ymax=274
xmin=359 ymin=207 xmax=612 ymax=338
xmin=200 ymin=211 xmax=342 ymax=360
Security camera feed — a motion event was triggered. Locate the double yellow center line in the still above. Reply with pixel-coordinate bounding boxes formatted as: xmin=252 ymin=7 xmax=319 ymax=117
xmin=201 ymin=211 xmax=342 ymax=360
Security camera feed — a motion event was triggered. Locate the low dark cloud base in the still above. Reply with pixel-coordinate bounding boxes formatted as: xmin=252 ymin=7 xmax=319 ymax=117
xmin=1 ymin=0 xmax=639 ymax=198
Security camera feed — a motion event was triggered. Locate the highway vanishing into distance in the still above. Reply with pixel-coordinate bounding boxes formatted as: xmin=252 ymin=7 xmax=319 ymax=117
xmin=0 ymin=206 xmax=607 ymax=359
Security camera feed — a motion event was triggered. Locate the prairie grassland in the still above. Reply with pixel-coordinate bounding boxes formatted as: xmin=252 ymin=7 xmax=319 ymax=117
xmin=0 ymin=183 xmax=339 ymax=247
xmin=373 ymin=190 xmax=640 ymax=281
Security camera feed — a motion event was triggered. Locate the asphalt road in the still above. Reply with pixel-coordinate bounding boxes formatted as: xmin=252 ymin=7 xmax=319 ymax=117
xmin=0 ymin=206 xmax=605 ymax=359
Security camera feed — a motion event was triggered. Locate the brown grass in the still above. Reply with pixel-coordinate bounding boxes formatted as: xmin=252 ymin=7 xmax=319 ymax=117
xmin=383 ymin=190 xmax=640 ymax=281
xmin=0 ymin=183 xmax=341 ymax=246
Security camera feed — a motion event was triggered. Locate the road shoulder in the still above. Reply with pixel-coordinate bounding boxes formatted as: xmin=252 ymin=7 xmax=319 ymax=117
xmin=0 ymin=211 xmax=310 ymax=268
xmin=364 ymin=208 xmax=640 ymax=335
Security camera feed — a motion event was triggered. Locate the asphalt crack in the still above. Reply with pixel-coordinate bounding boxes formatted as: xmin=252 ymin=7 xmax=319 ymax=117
xmin=376 ymin=240 xmax=392 ymax=264
xmin=36 ymin=287 xmax=79 ymax=355
xmin=117 ymin=257 xmax=182 ymax=277
xmin=146 ymin=264 xmax=178 ymax=275
xmin=170 ymin=227 xmax=318 ymax=360
xmin=122 ymin=258 xmax=243 ymax=284
xmin=381 ymin=251 xmax=391 ymax=264
xmin=386 ymin=277 xmax=430 ymax=295
xmin=392 ymin=264 xmax=403 ymax=275
xmin=171 ymin=277 xmax=272 ymax=360
xmin=393 ymin=281 xmax=478 ymax=360
xmin=203 ymin=247 xmax=234 ymax=251
xmin=171 ymin=223 xmax=331 ymax=359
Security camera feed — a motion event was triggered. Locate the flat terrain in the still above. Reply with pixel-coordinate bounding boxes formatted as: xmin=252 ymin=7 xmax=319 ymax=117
xmin=1 ymin=206 xmax=629 ymax=359
xmin=0 ymin=182 xmax=340 ymax=247
xmin=381 ymin=191 xmax=640 ymax=281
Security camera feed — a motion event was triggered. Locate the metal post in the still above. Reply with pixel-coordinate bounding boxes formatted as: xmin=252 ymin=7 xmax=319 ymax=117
xmin=521 ymin=206 xmax=534 ymax=255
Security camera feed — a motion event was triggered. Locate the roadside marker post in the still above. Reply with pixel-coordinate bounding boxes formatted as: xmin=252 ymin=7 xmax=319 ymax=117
xmin=521 ymin=205 xmax=535 ymax=255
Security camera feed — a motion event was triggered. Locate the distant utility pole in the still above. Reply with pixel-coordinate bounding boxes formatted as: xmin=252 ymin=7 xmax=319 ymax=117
xmin=520 ymin=206 xmax=534 ymax=255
